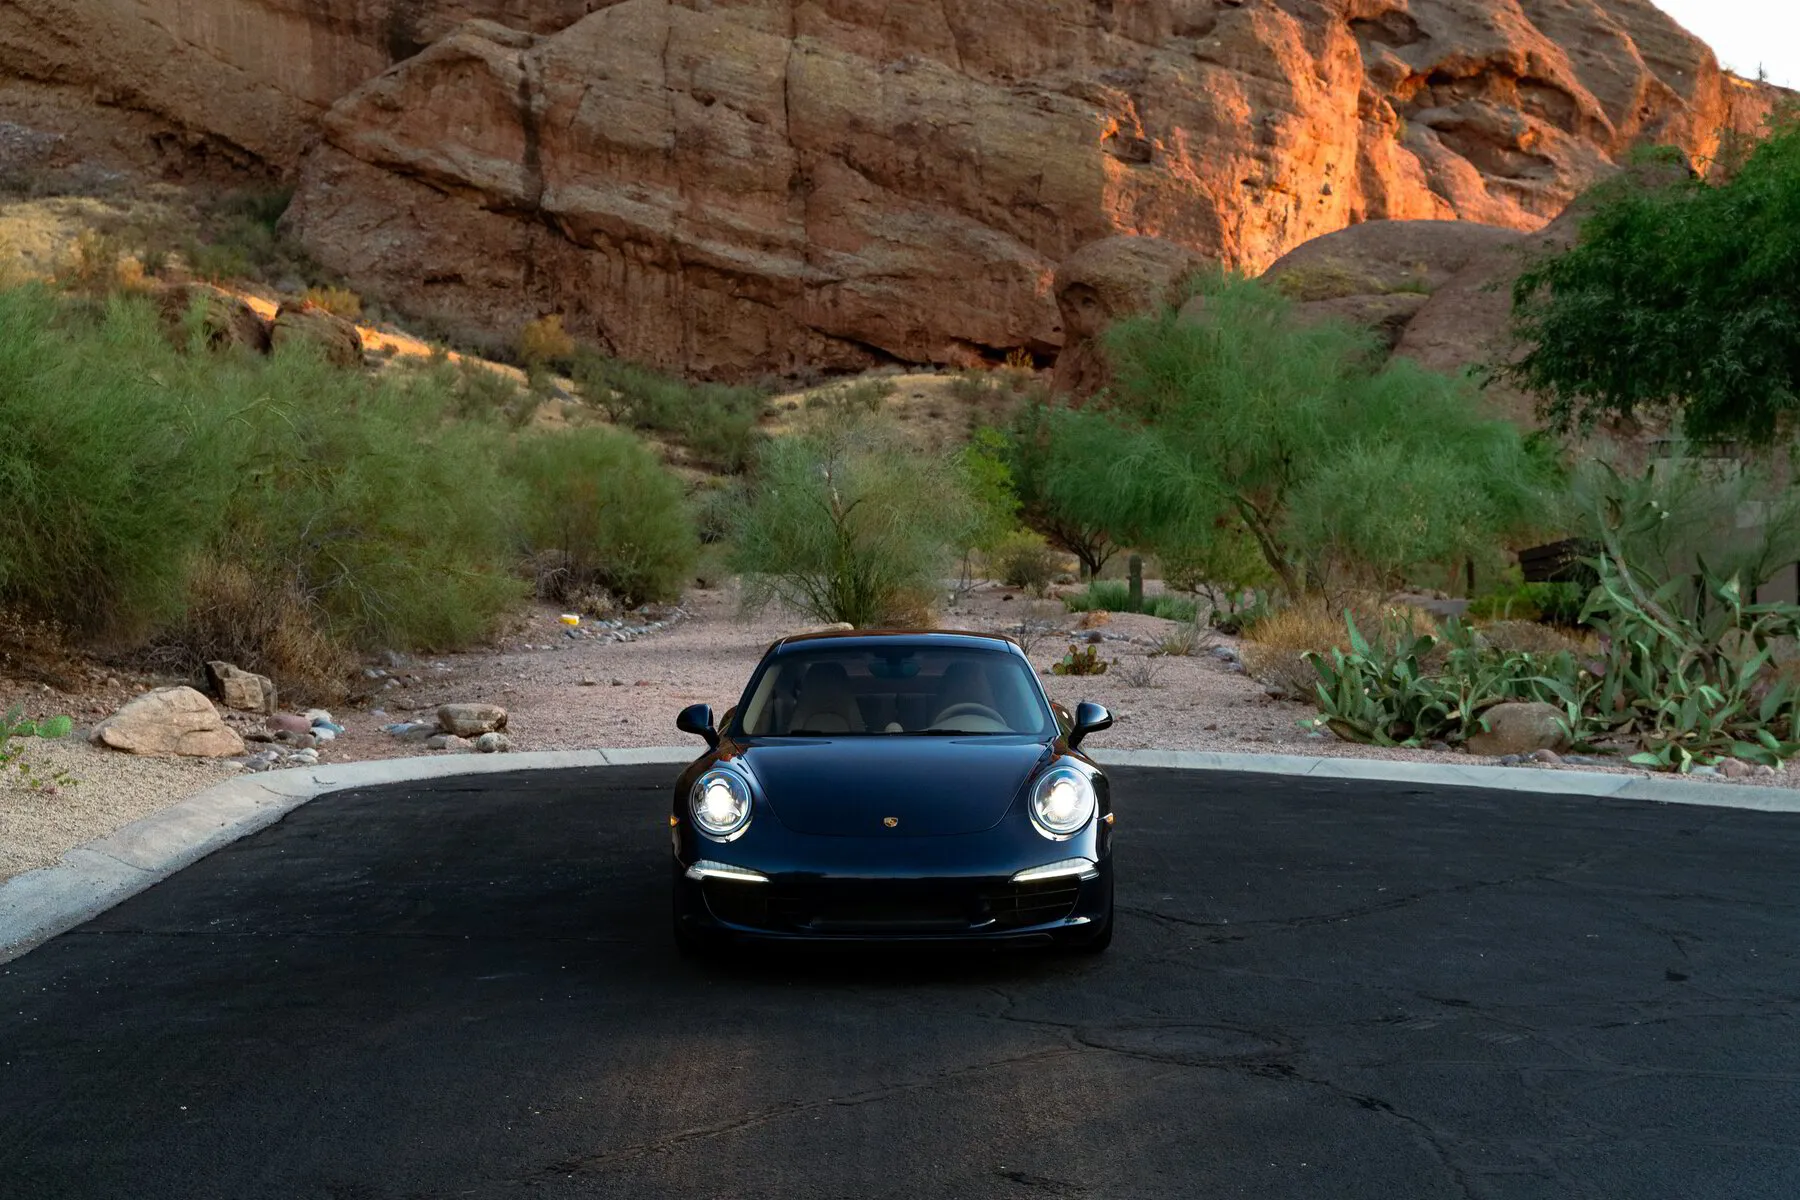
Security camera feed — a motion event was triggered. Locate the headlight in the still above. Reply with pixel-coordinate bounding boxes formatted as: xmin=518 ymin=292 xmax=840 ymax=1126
xmin=690 ymin=769 xmax=753 ymax=841
xmin=1029 ymin=766 xmax=1096 ymax=839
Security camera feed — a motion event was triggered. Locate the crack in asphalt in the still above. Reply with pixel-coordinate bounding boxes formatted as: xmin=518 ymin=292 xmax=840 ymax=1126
xmin=532 ymin=1046 xmax=1085 ymax=1176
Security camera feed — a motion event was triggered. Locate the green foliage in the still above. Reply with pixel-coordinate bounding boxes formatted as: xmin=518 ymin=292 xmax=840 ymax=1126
xmin=729 ymin=414 xmax=975 ymax=627
xmin=1051 ymin=643 xmax=1114 ymax=676
xmin=1303 ymin=553 xmax=1800 ymax=769
xmin=1005 ymin=400 xmax=1117 ymax=579
xmin=0 ymin=284 xmax=560 ymax=674
xmin=1158 ymin=516 xmax=1275 ymax=616
xmin=1033 ymin=274 xmax=1555 ymax=599
xmin=1507 ymin=114 xmax=1800 ymax=444
xmin=1466 ymin=567 xmax=1585 ymax=625
xmin=182 ymin=189 xmax=309 ymax=284
xmin=505 ymin=428 xmax=698 ymax=607
xmin=1061 ymin=580 xmax=1199 ymax=624
xmin=805 ymin=378 xmax=894 ymax=415
xmin=574 ymin=353 xmax=767 ymax=472
xmin=1303 ymin=615 xmax=1580 ymax=747
xmin=957 ymin=427 xmax=1022 ymax=555
xmin=989 ymin=530 xmax=1061 ymax=596
xmin=0 ymin=286 xmax=242 ymax=637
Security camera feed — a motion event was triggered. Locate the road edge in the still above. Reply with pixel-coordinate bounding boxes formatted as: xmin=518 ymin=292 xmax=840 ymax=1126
xmin=5 ymin=745 xmax=1798 ymax=965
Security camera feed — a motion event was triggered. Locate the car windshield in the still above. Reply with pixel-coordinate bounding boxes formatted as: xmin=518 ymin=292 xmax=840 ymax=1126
xmin=736 ymin=645 xmax=1055 ymax=737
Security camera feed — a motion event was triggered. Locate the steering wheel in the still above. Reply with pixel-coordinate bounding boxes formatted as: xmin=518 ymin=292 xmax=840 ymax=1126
xmin=931 ymin=701 xmax=1008 ymax=728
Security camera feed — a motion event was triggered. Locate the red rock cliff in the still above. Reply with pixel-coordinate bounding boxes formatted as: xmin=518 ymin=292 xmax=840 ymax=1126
xmin=0 ymin=0 xmax=1781 ymax=374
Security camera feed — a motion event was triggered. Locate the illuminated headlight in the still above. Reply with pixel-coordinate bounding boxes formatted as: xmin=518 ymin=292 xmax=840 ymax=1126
xmin=1029 ymin=766 xmax=1097 ymax=840
xmin=690 ymin=769 xmax=753 ymax=841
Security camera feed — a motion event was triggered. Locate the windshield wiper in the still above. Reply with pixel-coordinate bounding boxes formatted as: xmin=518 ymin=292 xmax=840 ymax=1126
xmin=913 ymin=728 xmax=1003 ymax=736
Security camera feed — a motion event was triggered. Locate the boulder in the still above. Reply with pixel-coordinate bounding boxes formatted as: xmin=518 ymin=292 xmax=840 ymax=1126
xmin=155 ymin=284 xmax=272 ymax=355
xmin=1467 ymin=702 xmax=1571 ymax=757
xmin=1052 ymin=237 xmax=1208 ymax=399
xmin=205 ymin=661 xmax=277 ymax=715
xmin=90 ymin=687 xmax=247 ymax=758
xmin=271 ymin=301 xmax=364 ymax=368
xmin=437 ymin=703 xmax=508 ymax=737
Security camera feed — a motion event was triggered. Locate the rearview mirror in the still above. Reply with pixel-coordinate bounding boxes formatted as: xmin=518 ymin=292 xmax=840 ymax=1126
xmin=676 ymin=703 xmax=719 ymax=749
xmin=1068 ymin=701 xmax=1112 ymax=750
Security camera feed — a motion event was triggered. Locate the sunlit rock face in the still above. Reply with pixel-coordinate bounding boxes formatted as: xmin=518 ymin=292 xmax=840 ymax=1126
xmin=3 ymin=0 xmax=1781 ymax=374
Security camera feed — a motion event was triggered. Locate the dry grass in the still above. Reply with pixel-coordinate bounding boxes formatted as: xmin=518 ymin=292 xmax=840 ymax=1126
xmin=303 ymin=285 xmax=362 ymax=319
xmin=1241 ymin=597 xmax=1437 ymax=699
xmin=1475 ymin=620 xmax=1595 ymax=657
xmin=147 ymin=559 xmax=355 ymax=705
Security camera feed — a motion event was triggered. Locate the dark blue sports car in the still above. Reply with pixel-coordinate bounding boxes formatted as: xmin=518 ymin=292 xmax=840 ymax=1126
xmin=671 ymin=629 xmax=1114 ymax=954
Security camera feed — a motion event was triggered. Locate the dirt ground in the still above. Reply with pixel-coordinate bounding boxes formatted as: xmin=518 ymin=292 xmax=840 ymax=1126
xmin=11 ymin=578 xmax=1794 ymax=884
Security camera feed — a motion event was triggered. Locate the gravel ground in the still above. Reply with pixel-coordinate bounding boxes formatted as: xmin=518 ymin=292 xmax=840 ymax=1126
xmin=4 ymin=579 xmax=1795 ymax=885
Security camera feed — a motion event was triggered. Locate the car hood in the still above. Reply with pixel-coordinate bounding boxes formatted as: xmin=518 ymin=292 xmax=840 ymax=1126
xmin=736 ymin=737 xmax=1051 ymax=837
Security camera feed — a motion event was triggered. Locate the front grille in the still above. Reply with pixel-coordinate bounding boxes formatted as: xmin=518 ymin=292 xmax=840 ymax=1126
xmin=702 ymin=876 xmax=1081 ymax=935
xmin=980 ymin=879 xmax=1082 ymax=929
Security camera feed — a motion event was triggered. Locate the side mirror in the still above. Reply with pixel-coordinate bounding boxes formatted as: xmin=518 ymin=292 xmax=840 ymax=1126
xmin=676 ymin=703 xmax=719 ymax=749
xmin=1068 ymin=701 xmax=1112 ymax=750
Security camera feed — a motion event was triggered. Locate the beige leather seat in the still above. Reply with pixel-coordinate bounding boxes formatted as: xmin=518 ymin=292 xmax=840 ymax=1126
xmin=790 ymin=662 xmax=865 ymax=733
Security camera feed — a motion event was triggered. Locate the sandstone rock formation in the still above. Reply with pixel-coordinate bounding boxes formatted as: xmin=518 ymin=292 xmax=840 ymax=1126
xmin=90 ymin=687 xmax=247 ymax=758
xmin=2 ymin=0 xmax=1784 ymax=374
xmin=205 ymin=661 xmax=278 ymax=716
xmin=155 ymin=284 xmax=272 ymax=355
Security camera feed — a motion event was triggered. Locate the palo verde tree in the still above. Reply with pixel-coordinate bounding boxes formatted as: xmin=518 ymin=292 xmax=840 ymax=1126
xmin=1030 ymin=273 xmax=1557 ymax=599
xmin=1507 ymin=110 xmax=1800 ymax=446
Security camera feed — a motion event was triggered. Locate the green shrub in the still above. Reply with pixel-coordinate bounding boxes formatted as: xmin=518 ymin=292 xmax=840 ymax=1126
xmin=505 ymin=427 xmax=698 ymax=607
xmin=1061 ymin=580 xmax=1197 ymax=623
xmin=0 ymin=285 xmax=530 ymax=670
xmin=574 ymin=353 xmax=766 ymax=472
xmin=729 ymin=414 xmax=974 ymax=627
xmin=0 ymin=286 xmax=240 ymax=637
xmin=990 ymin=530 xmax=1060 ymax=595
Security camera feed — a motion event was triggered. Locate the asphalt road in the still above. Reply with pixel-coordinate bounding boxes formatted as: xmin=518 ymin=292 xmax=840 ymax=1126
xmin=1 ymin=765 xmax=1797 ymax=1199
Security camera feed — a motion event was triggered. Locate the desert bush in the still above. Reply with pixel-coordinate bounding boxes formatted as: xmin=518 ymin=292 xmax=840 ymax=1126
xmin=0 ymin=286 xmax=241 ymax=637
xmin=519 ymin=314 xmax=576 ymax=371
xmin=183 ymin=189 xmax=307 ymax=284
xmin=1241 ymin=598 xmax=1436 ymax=700
xmin=1061 ymin=580 xmax=1198 ymax=624
xmin=504 ymin=427 xmax=698 ymax=607
xmin=303 ymin=286 xmax=363 ymax=320
xmin=1159 ymin=517 xmax=1276 ymax=620
xmin=990 ymin=530 xmax=1060 ymax=595
xmin=729 ymin=414 xmax=975 ymax=627
xmin=1117 ymin=656 xmax=1162 ymax=688
xmin=574 ymin=353 xmax=767 ymax=472
xmin=1028 ymin=273 xmax=1556 ymax=598
xmin=1007 ymin=599 xmax=1063 ymax=656
xmin=149 ymin=558 xmax=356 ymax=703
xmin=1004 ymin=399 xmax=1118 ymax=579
xmin=0 ymin=285 xmax=531 ymax=664
xmin=805 ymin=377 xmax=894 ymax=415
xmin=1152 ymin=623 xmax=1213 ymax=658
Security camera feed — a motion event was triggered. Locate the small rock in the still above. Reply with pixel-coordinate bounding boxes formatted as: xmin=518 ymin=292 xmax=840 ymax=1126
xmin=273 ymin=729 xmax=317 ymax=750
xmin=288 ymin=748 xmax=320 ymax=764
xmin=475 ymin=732 xmax=513 ymax=753
xmin=384 ymin=721 xmax=439 ymax=743
xmin=1467 ymin=702 xmax=1571 ymax=757
xmin=425 ymin=733 xmax=473 ymax=752
xmin=1754 ymin=764 xmax=1777 ymax=778
xmin=205 ymin=661 xmax=277 ymax=715
xmin=311 ymin=727 xmax=337 ymax=743
xmin=437 ymin=703 xmax=508 ymax=737
xmin=581 ymin=677 xmax=598 ymax=687
xmin=1689 ymin=764 xmax=1721 ymax=778
xmin=268 ymin=713 xmax=312 ymax=735
xmin=303 ymin=708 xmax=334 ymax=725
xmin=611 ymin=678 xmax=624 ymax=687
xmin=1717 ymin=758 xmax=1753 ymax=779
xmin=1530 ymin=749 xmax=1563 ymax=765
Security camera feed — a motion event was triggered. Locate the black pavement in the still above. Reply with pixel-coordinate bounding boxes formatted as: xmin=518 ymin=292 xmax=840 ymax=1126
xmin=2 ymin=765 xmax=1797 ymax=1199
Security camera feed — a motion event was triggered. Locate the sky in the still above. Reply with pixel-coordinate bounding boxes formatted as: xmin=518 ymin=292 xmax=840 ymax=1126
xmin=1654 ymin=0 xmax=1800 ymax=89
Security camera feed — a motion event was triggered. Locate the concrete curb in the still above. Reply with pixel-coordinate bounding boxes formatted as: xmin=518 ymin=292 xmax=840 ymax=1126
xmin=5 ymin=745 xmax=1798 ymax=966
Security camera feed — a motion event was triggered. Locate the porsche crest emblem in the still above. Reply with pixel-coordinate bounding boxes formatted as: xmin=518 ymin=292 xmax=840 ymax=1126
xmin=882 ymin=816 xmax=899 ymax=828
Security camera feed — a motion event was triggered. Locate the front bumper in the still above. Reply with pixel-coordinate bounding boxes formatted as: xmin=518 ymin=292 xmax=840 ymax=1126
xmin=672 ymin=859 xmax=1112 ymax=945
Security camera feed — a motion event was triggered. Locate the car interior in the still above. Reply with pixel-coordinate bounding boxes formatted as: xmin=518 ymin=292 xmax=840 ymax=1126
xmin=737 ymin=648 xmax=1053 ymax=736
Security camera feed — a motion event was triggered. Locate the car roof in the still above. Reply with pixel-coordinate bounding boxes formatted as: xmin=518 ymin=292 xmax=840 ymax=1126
xmin=768 ymin=629 xmax=1023 ymax=656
